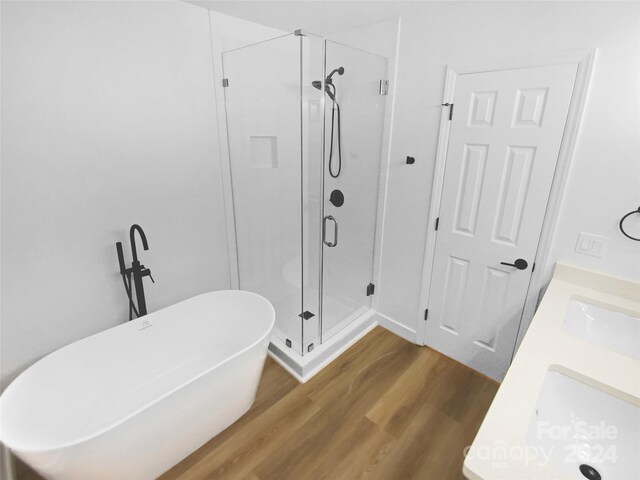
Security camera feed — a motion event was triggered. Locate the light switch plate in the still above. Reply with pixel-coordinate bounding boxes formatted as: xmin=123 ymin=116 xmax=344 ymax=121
xmin=575 ymin=232 xmax=607 ymax=258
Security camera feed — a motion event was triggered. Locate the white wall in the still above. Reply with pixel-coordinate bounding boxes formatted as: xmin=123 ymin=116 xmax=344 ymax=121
xmin=209 ymin=10 xmax=286 ymax=53
xmin=0 ymin=0 xmax=230 ymax=389
xmin=328 ymin=17 xmax=399 ymax=61
xmin=377 ymin=1 xmax=640 ymax=338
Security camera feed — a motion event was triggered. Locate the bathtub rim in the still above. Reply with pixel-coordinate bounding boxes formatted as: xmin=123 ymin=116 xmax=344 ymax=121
xmin=0 ymin=290 xmax=275 ymax=454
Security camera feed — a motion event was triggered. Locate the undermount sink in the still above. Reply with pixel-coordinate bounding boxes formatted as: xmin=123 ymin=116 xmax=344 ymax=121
xmin=563 ymin=300 xmax=640 ymax=360
xmin=526 ymin=371 xmax=640 ymax=480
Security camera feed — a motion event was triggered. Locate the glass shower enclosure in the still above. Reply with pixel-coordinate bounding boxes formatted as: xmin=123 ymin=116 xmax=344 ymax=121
xmin=223 ymin=31 xmax=388 ymax=358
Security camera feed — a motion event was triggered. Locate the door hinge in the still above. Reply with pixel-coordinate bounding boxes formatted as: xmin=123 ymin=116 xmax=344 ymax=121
xmin=424 ymin=309 xmax=429 ymax=321
xmin=299 ymin=311 xmax=315 ymax=320
xmin=379 ymin=80 xmax=389 ymax=95
xmin=435 ymin=217 xmax=440 ymax=231
xmin=222 ymin=78 xmax=229 ymax=87
xmin=366 ymin=283 xmax=375 ymax=296
xmin=442 ymin=103 xmax=454 ymax=120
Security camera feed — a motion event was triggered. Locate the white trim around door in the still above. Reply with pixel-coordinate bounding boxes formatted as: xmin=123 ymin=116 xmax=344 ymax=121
xmin=416 ymin=49 xmax=597 ymax=360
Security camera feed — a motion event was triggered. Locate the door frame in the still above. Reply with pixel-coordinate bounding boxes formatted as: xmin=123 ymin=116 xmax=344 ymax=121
xmin=417 ymin=49 xmax=597 ymax=353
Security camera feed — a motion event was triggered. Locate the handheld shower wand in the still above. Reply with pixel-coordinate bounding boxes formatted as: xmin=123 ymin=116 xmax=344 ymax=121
xmin=326 ymin=67 xmax=344 ymax=83
xmin=312 ymin=66 xmax=344 ymax=178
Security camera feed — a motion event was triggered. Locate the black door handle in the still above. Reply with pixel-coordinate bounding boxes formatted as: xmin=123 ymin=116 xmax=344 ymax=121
xmin=500 ymin=258 xmax=528 ymax=270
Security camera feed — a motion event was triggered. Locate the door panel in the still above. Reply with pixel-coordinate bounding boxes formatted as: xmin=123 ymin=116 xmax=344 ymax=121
xmin=426 ymin=64 xmax=577 ymax=380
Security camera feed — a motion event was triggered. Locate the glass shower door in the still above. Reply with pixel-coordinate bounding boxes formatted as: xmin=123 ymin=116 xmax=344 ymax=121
xmin=223 ymin=33 xmax=325 ymax=356
xmin=320 ymin=41 xmax=388 ymax=342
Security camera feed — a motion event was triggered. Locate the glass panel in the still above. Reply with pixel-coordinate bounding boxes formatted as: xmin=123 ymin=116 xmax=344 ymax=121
xmin=320 ymin=41 xmax=388 ymax=343
xmin=223 ymin=35 xmax=305 ymax=354
xmin=300 ymin=34 xmax=325 ymax=354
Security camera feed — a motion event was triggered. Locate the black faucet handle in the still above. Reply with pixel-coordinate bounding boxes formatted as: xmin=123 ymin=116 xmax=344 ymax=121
xmin=141 ymin=268 xmax=155 ymax=283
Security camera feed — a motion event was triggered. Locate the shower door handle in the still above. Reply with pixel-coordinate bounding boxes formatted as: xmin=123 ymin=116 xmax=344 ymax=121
xmin=323 ymin=215 xmax=338 ymax=247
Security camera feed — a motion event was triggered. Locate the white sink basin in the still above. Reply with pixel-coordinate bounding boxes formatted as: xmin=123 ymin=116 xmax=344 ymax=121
xmin=563 ymin=300 xmax=640 ymax=360
xmin=526 ymin=371 xmax=640 ymax=479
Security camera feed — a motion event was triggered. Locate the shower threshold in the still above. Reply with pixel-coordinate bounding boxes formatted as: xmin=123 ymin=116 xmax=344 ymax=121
xmin=268 ymin=309 xmax=377 ymax=382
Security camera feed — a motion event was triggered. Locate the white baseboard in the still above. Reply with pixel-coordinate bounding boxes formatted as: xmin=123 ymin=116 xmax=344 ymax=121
xmin=374 ymin=312 xmax=417 ymax=343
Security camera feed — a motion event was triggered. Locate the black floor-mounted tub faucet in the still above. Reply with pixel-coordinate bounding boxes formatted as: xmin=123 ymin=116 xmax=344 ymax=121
xmin=116 ymin=224 xmax=154 ymax=320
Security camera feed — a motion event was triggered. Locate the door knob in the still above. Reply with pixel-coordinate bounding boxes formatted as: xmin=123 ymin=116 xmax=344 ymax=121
xmin=500 ymin=258 xmax=528 ymax=270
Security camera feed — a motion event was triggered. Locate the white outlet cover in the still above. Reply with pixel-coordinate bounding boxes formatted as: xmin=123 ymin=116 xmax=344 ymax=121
xmin=575 ymin=232 xmax=607 ymax=258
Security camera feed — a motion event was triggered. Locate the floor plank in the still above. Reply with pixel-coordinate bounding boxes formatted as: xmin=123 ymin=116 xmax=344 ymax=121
xmin=365 ymin=346 xmax=441 ymax=438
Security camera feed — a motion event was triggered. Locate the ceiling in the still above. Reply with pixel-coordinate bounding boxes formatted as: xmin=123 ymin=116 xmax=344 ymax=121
xmin=186 ymin=1 xmax=464 ymax=36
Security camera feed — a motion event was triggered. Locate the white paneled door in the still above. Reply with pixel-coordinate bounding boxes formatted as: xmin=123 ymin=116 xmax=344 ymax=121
xmin=425 ymin=64 xmax=577 ymax=380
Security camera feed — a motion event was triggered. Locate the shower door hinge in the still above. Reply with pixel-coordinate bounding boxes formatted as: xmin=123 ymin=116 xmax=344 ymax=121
xmin=424 ymin=309 xmax=429 ymax=321
xmin=435 ymin=217 xmax=440 ymax=231
xmin=366 ymin=283 xmax=375 ymax=296
xmin=442 ymin=103 xmax=454 ymax=120
xmin=379 ymin=80 xmax=389 ymax=95
xmin=222 ymin=78 xmax=229 ymax=87
xmin=299 ymin=311 xmax=315 ymax=320
xmin=294 ymin=29 xmax=305 ymax=36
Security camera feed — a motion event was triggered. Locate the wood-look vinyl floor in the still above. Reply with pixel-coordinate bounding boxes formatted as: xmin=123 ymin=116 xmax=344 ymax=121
xmin=160 ymin=327 xmax=498 ymax=480
xmin=16 ymin=327 xmax=499 ymax=480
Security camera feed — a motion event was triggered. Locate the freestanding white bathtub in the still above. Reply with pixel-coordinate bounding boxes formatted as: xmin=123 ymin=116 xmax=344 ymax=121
xmin=0 ymin=290 xmax=275 ymax=480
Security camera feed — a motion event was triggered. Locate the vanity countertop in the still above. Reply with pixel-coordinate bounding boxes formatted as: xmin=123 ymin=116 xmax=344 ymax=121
xmin=463 ymin=262 xmax=640 ymax=480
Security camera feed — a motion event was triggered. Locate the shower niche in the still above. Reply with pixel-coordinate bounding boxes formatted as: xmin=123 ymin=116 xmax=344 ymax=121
xmin=222 ymin=31 xmax=388 ymax=379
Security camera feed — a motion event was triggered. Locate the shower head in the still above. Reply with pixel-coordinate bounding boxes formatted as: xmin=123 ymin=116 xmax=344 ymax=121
xmin=312 ymin=65 xmax=344 ymax=89
xmin=312 ymin=66 xmax=344 ymax=101
xmin=326 ymin=66 xmax=344 ymax=84
xmin=311 ymin=80 xmax=336 ymax=102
